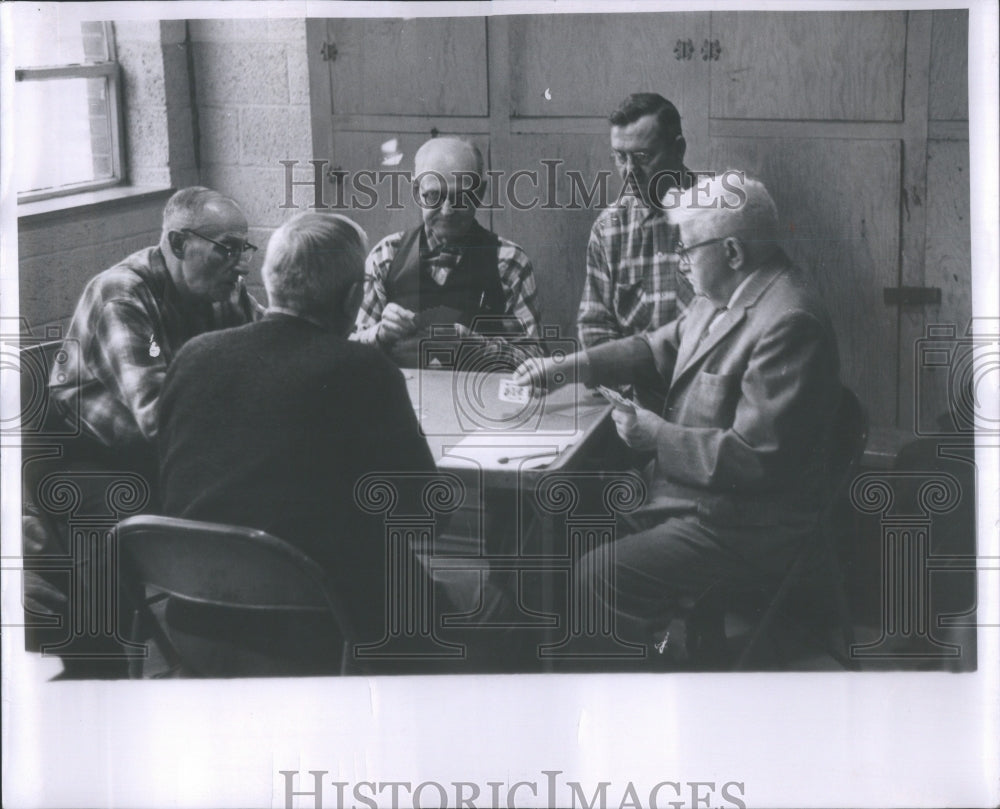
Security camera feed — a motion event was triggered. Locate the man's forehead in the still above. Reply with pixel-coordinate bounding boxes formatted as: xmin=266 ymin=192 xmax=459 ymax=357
xmin=198 ymin=201 xmax=247 ymax=234
xmin=414 ymin=139 xmax=478 ymax=176
xmin=610 ymin=114 xmax=663 ymax=146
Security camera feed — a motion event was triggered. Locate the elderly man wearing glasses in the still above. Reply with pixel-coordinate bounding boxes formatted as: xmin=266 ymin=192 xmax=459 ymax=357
xmin=577 ymin=93 xmax=703 ymax=410
xmin=352 ymin=136 xmax=541 ymax=367
xmin=515 ymin=176 xmax=840 ymax=662
xmin=49 ymin=186 xmax=262 ymax=476
xmin=28 ymin=187 xmax=261 ymax=677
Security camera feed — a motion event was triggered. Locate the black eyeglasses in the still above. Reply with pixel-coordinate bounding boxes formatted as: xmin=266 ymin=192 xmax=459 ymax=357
xmin=182 ymin=228 xmax=258 ymax=262
xmin=676 ymin=237 xmax=727 ymax=266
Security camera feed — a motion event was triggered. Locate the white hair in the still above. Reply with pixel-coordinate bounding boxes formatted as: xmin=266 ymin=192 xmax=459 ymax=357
xmin=262 ymin=212 xmax=368 ymax=313
xmin=669 ymin=173 xmax=779 ymax=255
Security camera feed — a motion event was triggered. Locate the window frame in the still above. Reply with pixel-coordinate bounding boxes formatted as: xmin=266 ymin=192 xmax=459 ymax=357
xmin=14 ymin=21 xmax=127 ymax=204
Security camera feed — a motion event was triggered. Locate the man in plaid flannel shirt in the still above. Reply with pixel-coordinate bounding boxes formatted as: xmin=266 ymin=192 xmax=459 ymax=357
xmin=27 ymin=187 xmax=261 ymax=676
xmin=577 ymin=94 xmax=700 ymax=409
xmin=352 ymin=137 xmax=541 ymax=368
xmin=49 ymin=186 xmax=262 ymax=478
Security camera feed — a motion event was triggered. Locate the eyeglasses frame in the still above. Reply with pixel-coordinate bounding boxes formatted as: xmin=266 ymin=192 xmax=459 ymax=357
xmin=181 ymin=228 xmax=258 ymax=263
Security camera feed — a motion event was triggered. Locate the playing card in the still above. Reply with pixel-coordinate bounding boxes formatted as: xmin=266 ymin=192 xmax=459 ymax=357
xmin=498 ymin=378 xmax=531 ymax=404
xmin=596 ymin=385 xmax=635 ymax=411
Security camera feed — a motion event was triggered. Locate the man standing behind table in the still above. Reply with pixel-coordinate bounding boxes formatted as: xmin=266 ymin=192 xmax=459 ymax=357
xmin=577 ymin=93 xmax=701 ymax=408
xmin=515 ymin=176 xmax=841 ymax=657
xmin=352 ymin=136 xmax=541 ymax=367
xmin=158 ymin=212 xmax=515 ymax=675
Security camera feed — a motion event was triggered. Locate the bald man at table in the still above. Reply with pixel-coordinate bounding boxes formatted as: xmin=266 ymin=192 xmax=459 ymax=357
xmin=513 ymin=175 xmax=841 ymax=658
xmin=352 ymin=136 xmax=541 ymax=367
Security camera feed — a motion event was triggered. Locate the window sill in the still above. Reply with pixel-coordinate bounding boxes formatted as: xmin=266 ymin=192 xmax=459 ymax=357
xmin=17 ymin=185 xmax=174 ymax=224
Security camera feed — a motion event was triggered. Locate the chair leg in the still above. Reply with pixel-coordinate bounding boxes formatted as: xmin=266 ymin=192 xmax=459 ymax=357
xmin=735 ymin=548 xmax=810 ymax=671
xmin=826 ymin=541 xmax=860 ymax=671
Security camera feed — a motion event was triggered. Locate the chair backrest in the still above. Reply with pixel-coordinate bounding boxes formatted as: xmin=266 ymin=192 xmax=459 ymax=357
xmin=18 ymin=339 xmax=73 ymax=436
xmin=827 ymin=385 xmax=869 ymax=498
xmin=117 ymin=514 xmax=357 ymax=639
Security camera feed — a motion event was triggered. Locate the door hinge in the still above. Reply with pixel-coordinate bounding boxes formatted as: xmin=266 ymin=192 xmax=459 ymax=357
xmin=320 ymin=41 xmax=338 ymax=62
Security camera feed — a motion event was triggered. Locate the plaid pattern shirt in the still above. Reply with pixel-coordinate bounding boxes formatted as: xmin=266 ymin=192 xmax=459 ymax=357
xmin=353 ymin=226 xmax=541 ymax=344
xmin=50 ymin=246 xmax=262 ymax=450
xmin=577 ymin=194 xmax=693 ymax=348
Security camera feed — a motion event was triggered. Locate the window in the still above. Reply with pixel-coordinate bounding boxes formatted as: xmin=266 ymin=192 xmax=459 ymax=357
xmin=14 ymin=21 xmax=125 ymax=202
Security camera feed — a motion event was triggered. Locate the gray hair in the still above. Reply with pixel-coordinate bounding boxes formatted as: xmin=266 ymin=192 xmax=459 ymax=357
xmin=160 ymin=186 xmax=241 ymax=238
xmin=262 ymin=212 xmax=368 ymax=313
xmin=670 ymin=174 xmax=779 ymax=256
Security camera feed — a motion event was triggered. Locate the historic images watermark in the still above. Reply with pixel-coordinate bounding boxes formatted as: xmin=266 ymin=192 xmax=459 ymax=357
xmin=277 ymin=162 xmax=750 ymax=213
xmin=845 ymin=317 xmax=999 ymax=666
xmin=5 ymin=312 xmax=995 ymax=671
xmin=4 ymin=319 xmax=150 ymax=664
xmin=278 ymin=770 xmax=748 ymax=809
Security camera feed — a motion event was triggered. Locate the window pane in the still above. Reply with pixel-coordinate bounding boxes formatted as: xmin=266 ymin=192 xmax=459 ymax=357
xmin=14 ymin=20 xmax=109 ymax=68
xmin=15 ymin=77 xmax=115 ymax=195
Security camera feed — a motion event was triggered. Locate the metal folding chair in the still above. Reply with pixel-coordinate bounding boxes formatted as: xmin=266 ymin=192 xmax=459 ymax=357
xmin=117 ymin=515 xmax=358 ymax=677
xmin=706 ymin=385 xmax=869 ymax=670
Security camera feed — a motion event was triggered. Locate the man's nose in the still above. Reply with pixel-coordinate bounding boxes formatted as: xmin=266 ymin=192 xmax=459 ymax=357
xmin=439 ymin=196 xmax=454 ymax=214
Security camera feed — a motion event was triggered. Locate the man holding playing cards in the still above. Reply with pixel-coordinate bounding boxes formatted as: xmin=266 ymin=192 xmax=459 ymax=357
xmin=512 ymin=175 xmax=841 ymax=658
xmin=352 ymin=136 xmax=541 ymax=367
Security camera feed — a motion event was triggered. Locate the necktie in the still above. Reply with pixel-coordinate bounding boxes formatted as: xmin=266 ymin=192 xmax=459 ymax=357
xmin=425 ymin=246 xmax=462 ymax=286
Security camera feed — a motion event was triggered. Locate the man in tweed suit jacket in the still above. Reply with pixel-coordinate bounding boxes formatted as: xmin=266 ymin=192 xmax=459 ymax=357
xmin=514 ymin=175 xmax=841 ymax=652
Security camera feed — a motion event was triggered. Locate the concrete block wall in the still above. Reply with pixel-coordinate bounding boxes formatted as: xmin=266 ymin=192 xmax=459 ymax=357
xmin=188 ymin=18 xmax=314 ymax=305
xmin=115 ymin=20 xmax=199 ymax=189
xmin=18 ymin=192 xmax=172 ymax=335
xmin=18 ymin=20 xmax=198 ymax=335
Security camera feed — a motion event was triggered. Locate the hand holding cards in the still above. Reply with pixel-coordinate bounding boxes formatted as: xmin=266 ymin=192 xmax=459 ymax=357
xmin=596 ymin=385 xmax=635 ymax=411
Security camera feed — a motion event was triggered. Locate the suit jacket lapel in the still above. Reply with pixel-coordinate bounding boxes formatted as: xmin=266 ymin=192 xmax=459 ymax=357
xmin=674 ymin=306 xmax=746 ymax=382
xmin=673 ymin=298 xmax=717 ymax=376
xmin=671 ymin=264 xmax=787 ymax=384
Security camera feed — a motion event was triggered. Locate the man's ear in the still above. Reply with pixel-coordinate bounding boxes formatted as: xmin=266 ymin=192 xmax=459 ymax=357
xmin=167 ymin=231 xmax=186 ymax=259
xmin=673 ymin=135 xmax=687 ymax=163
xmin=725 ymin=237 xmax=745 ymax=270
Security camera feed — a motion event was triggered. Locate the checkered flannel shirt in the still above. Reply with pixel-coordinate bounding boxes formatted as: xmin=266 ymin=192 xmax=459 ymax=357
xmin=49 ymin=246 xmax=262 ymax=450
xmin=577 ymin=195 xmax=693 ymax=348
xmin=353 ymin=227 xmax=542 ymax=345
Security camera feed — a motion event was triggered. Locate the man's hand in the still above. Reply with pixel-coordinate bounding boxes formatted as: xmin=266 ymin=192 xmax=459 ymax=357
xmin=376 ymin=303 xmax=418 ymax=345
xmin=611 ymin=405 xmax=662 ymax=451
xmin=511 ymin=355 xmax=577 ymax=394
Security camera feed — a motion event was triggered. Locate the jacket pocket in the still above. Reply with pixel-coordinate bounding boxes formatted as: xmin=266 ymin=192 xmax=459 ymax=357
xmin=672 ymin=371 xmax=740 ymax=428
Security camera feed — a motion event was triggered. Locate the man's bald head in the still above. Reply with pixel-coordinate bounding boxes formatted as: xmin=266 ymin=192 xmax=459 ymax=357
xmin=412 ymin=138 xmax=485 ymax=245
xmin=414 ymin=137 xmax=484 ymax=180
xmin=161 ymin=186 xmax=246 ymax=240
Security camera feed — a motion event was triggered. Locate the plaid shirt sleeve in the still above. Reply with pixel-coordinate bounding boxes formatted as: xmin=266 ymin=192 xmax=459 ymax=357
xmin=351 ymin=234 xmax=398 ymax=345
xmin=497 ymin=239 xmax=541 ymax=339
xmin=91 ymin=298 xmax=169 ymax=441
xmin=577 ymin=218 xmax=622 ymax=348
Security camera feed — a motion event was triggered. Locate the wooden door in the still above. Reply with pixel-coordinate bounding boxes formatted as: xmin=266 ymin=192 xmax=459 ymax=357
xmin=308 ymin=10 xmax=971 ymax=432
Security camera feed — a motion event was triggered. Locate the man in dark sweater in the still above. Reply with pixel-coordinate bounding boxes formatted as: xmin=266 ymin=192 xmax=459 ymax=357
xmin=158 ymin=212 xmax=509 ymax=674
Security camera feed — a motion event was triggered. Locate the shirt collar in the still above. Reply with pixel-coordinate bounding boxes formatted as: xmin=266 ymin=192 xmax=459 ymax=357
xmin=265 ymin=306 xmax=331 ymax=330
xmin=724 ymin=270 xmax=759 ymax=310
xmin=423 ymin=226 xmax=463 ymax=256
